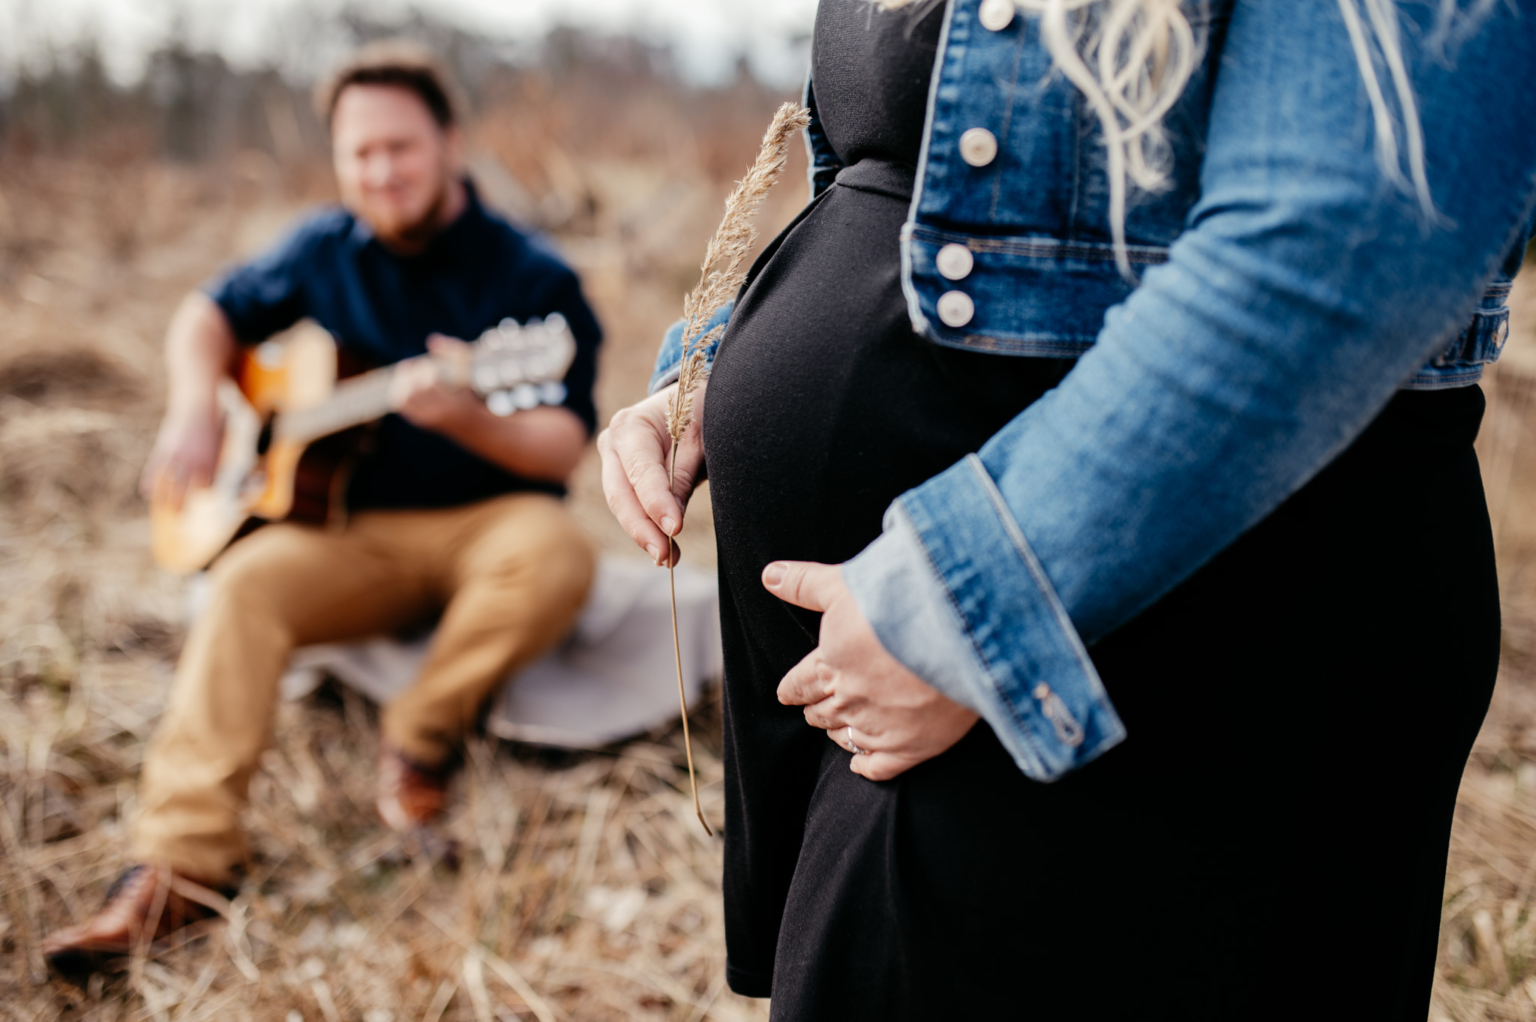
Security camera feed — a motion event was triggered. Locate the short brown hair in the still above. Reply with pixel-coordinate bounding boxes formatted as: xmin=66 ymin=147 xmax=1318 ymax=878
xmin=314 ymin=40 xmax=465 ymax=131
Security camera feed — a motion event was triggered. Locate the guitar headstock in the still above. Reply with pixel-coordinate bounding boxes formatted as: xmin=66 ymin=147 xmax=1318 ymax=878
xmin=465 ymin=314 xmax=578 ymax=416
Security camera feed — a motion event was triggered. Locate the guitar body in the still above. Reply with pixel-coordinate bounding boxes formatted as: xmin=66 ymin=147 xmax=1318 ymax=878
xmin=151 ymin=325 xmax=361 ymax=574
xmin=149 ymin=315 xmax=578 ymax=574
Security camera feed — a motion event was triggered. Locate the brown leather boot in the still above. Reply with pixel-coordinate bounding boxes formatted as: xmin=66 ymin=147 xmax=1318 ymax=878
xmin=42 ymin=865 xmax=223 ymax=972
xmin=376 ymin=744 xmax=454 ymax=833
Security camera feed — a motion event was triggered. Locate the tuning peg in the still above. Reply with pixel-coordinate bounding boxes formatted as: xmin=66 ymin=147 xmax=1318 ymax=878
xmin=511 ymin=383 xmax=540 ymax=410
xmin=500 ymin=359 xmax=528 ymax=386
xmin=508 ymin=318 xmax=529 ymax=345
xmin=486 ymin=390 xmax=516 ymax=417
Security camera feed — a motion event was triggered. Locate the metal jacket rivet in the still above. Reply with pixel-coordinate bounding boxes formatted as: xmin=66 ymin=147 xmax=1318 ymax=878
xmin=936 ymin=243 xmax=975 ymax=280
xmin=937 ymin=290 xmax=976 ymax=327
xmin=960 ymin=127 xmax=999 ymax=168
xmin=978 ymin=0 xmax=1015 ymax=32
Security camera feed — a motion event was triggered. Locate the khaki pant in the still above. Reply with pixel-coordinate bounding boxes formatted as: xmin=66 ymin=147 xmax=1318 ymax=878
xmin=132 ymin=492 xmax=594 ymax=882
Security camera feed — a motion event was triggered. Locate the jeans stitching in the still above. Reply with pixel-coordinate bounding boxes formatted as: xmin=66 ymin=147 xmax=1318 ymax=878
xmin=962 ymin=454 xmax=1127 ymax=752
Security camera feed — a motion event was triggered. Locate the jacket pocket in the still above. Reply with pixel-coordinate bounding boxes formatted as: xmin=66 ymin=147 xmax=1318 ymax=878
xmin=901 ymin=223 xmax=1167 ymax=357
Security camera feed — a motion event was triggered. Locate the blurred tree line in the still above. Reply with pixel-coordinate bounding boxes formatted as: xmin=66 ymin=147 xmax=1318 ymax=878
xmin=0 ymin=7 xmax=772 ymax=166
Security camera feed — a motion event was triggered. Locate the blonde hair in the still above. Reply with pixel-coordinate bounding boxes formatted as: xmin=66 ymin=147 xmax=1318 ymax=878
xmin=881 ymin=0 xmax=1457 ymax=276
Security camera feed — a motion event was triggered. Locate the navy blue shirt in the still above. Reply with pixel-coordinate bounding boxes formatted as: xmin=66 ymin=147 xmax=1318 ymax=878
xmin=205 ymin=182 xmax=602 ymax=511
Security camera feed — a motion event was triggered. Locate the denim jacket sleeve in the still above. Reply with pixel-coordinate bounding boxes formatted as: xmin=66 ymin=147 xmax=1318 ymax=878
xmin=649 ymin=303 xmax=734 ymax=394
xmin=803 ymin=74 xmax=843 ymax=201
xmin=844 ymin=0 xmax=1536 ymax=781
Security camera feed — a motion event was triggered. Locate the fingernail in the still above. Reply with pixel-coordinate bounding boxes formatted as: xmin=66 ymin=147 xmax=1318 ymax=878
xmin=763 ymin=562 xmax=786 ymax=587
xmin=662 ymin=516 xmax=678 ymax=536
xmin=646 ymin=544 xmax=661 ymax=563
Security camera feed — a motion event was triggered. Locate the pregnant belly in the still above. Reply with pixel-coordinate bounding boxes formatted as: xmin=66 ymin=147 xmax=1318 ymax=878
xmin=704 ymin=180 xmax=1071 ymax=569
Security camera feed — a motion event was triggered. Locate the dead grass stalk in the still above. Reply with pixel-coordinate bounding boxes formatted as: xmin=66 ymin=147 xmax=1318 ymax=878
xmin=664 ymin=102 xmax=812 ymax=837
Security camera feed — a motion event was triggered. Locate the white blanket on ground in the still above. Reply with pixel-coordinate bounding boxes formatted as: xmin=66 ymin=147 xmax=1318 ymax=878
xmin=191 ymin=556 xmax=722 ymax=750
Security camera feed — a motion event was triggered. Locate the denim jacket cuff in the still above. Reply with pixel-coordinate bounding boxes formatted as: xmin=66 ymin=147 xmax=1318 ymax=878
xmin=842 ymin=508 xmax=1002 ymax=724
xmin=854 ymin=454 xmax=1125 ymax=782
xmin=648 ymin=303 xmax=733 ymax=395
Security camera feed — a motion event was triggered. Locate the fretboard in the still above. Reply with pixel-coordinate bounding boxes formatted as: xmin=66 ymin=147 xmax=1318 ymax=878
xmin=274 ymin=365 xmax=398 ymax=444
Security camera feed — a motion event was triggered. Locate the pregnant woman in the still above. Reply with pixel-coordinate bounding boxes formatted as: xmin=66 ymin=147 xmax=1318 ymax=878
xmin=601 ymin=0 xmax=1536 ymax=1017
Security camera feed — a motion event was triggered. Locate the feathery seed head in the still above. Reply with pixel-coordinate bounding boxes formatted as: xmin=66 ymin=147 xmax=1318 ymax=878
xmin=667 ymin=101 xmax=809 ymax=443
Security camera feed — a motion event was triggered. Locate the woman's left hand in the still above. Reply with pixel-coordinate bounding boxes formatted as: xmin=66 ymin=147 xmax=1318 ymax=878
xmin=765 ymin=560 xmax=979 ymax=781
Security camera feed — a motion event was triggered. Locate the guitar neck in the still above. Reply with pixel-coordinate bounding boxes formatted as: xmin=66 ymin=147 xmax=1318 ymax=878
xmin=274 ymin=364 xmax=398 ymax=444
xmin=267 ymin=317 xmax=576 ymax=446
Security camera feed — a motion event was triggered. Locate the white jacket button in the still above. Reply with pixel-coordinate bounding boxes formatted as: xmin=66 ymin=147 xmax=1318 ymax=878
xmin=978 ymin=0 xmax=1015 ymax=32
xmin=937 ymin=291 xmax=975 ymax=327
xmin=960 ymin=127 xmax=998 ymax=167
xmin=936 ymin=243 xmax=975 ymax=280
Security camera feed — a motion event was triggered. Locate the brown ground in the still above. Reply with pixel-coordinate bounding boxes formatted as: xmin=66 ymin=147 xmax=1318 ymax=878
xmin=4 ymin=88 xmax=1536 ymax=1020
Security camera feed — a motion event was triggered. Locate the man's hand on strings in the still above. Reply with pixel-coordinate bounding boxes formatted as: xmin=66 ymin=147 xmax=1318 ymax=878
xmin=598 ymin=379 xmax=708 ymax=567
xmin=390 ymin=334 xmax=482 ymax=432
xmin=766 ymin=559 xmax=979 ymax=782
xmin=141 ymin=401 xmax=224 ymax=509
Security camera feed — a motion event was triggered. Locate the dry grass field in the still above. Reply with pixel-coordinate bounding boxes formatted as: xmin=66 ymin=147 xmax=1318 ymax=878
xmin=5 ymin=48 xmax=1536 ymax=1022
xmin=0 ymin=64 xmax=799 ymax=1021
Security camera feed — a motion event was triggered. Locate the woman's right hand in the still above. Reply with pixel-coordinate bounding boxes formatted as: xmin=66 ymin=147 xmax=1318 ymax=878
xmin=598 ymin=379 xmax=707 ymax=566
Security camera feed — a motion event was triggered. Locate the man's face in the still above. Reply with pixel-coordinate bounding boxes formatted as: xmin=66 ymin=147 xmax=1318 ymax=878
xmin=331 ymin=84 xmax=461 ymax=246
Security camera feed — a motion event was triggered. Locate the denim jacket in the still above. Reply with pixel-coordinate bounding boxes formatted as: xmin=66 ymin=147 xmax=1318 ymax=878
xmin=652 ymin=0 xmax=1536 ymax=782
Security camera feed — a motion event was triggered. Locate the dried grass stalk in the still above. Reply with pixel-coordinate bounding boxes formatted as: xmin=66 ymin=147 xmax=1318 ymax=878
xmin=667 ymin=101 xmax=811 ymax=836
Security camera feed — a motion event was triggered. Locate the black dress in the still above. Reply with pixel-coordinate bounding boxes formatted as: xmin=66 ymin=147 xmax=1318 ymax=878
xmin=702 ymin=2 xmax=1499 ymax=1018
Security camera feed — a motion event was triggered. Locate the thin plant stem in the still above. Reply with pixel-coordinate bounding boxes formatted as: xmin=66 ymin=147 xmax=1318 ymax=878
xmin=665 ymin=101 xmax=810 ymax=836
xmin=668 ymin=435 xmax=711 ymax=836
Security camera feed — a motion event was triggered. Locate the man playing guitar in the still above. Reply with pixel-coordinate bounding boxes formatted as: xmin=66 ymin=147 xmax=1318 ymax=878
xmin=43 ymin=42 xmax=601 ymax=967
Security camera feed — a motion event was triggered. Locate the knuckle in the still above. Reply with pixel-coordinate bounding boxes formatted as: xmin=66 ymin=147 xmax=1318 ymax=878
xmin=636 ymin=473 xmax=665 ymax=500
xmin=624 ymin=460 xmax=652 ymax=490
xmin=838 ymin=671 xmax=872 ymax=697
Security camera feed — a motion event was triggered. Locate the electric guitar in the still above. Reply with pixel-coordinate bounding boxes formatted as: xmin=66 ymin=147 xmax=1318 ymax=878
xmin=150 ymin=315 xmax=577 ymax=574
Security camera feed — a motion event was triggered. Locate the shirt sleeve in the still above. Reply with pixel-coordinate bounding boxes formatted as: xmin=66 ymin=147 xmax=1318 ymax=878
xmin=203 ymin=217 xmax=328 ymax=345
xmin=540 ymin=268 xmax=604 ymax=437
xmin=845 ymin=0 xmax=1536 ymax=781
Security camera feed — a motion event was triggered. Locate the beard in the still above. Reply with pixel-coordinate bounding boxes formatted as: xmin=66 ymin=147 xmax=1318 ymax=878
xmin=361 ymin=167 xmax=455 ymax=252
